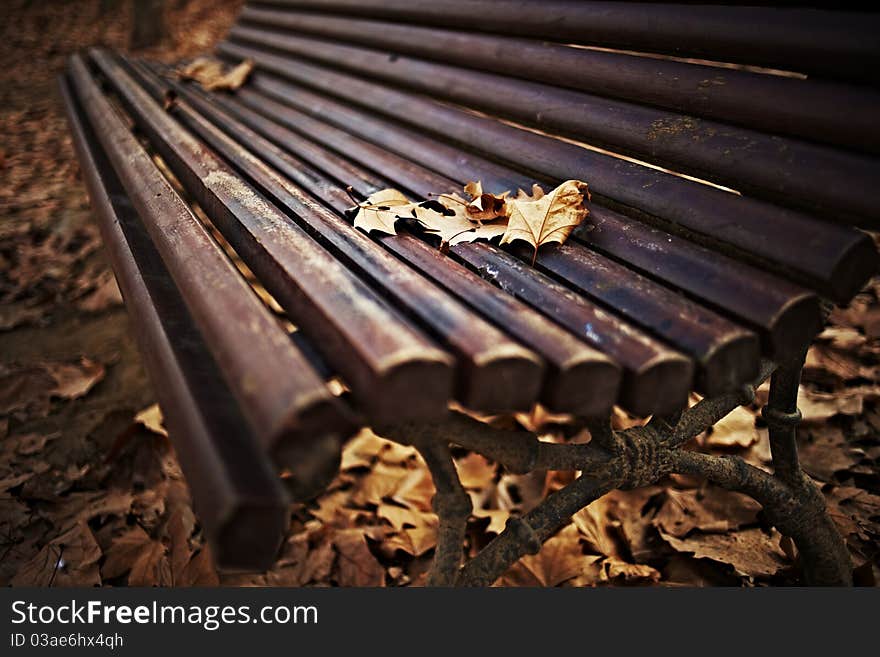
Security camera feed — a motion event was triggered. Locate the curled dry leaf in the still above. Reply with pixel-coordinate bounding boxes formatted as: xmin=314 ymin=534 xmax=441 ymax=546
xmin=177 ymin=56 xmax=253 ymax=92
xmin=501 ymin=180 xmax=590 ymax=264
xmin=462 ymin=181 xmax=508 ymax=222
xmin=348 ymin=179 xmax=589 ymax=258
xmin=352 ymin=189 xmax=413 ymax=235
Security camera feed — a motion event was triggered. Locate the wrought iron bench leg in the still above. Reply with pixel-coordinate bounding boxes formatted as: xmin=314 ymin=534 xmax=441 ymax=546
xmin=379 ymin=353 xmax=853 ymax=585
xmin=411 ymin=436 xmax=472 ymax=586
xmin=760 ymin=353 xmax=852 ymax=585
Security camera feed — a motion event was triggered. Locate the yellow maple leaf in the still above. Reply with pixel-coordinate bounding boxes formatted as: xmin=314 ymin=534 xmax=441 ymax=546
xmin=500 ymin=180 xmax=590 ymax=264
xmin=352 ymin=188 xmax=415 ymax=235
xmin=415 ymin=200 xmax=508 ymax=246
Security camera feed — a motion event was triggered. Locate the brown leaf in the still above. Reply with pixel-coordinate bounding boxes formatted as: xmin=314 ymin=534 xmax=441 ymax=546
xmin=659 ymin=527 xmax=789 ymax=579
xmin=333 ymin=530 xmax=386 ymax=586
xmin=178 ymin=56 xmax=253 ymax=91
xmin=377 ymin=503 xmax=437 ymax=531
xmin=12 ymin=522 xmax=102 ymax=587
xmin=797 ymin=385 xmax=880 ymax=422
xmin=128 ymin=540 xmax=171 ymax=586
xmin=454 ymin=452 xmax=496 ymax=490
xmin=654 ymin=486 xmax=761 ymax=538
xmin=101 ymin=526 xmax=152 ymax=580
xmin=462 ymin=180 xmax=509 ymax=222
xmin=415 ymin=197 xmax=507 ymax=246
xmin=382 ymin=526 xmax=437 ymax=557
xmin=472 ymin=507 xmax=509 ymax=535
xmin=500 ymin=524 xmax=586 ymax=587
xmin=500 ymin=180 xmax=590 ymax=264
xmin=700 ymin=405 xmax=758 ymax=448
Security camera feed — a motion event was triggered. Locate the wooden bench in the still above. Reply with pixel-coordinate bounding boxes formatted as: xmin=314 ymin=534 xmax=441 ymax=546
xmin=60 ymin=1 xmax=879 ymax=585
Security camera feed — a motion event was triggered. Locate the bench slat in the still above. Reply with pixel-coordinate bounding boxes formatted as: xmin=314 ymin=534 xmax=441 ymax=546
xmin=574 ymin=210 xmax=823 ymax=362
xmin=131 ymin=60 xmax=547 ymax=414
xmin=90 ymin=49 xmax=455 ymax=424
xmin=218 ymin=43 xmax=876 ymax=303
xmin=67 ymin=54 xmax=354 ymax=459
xmin=529 ymin=244 xmax=759 ymax=397
xmin=250 ymin=0 xmax=880 ymax=84
xmin=226 ymin=23 xmax=880 ymax=221
xmin=235 ymin=10 xmax=880 ymax=155
xmin=61 ymin=73 xmax=289 ymax=569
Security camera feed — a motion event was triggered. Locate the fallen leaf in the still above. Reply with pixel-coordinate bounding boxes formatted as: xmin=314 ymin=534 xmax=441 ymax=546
xmin=135 ymin=403 xmax=167 ymax=437
xmin=101 ymin=526 xmax=153 ymax=580
xmin=178 ymin=56 xmax=253 ymax=91
xmin=352 ymin=189 xmax=412 ymax=235
xmin=333 ymin=530 xmax=386 ymax=586
xmin=654 ymin=486 xmax=761 ymax=538
xmin=462 ymin=180 xmax=508 ymax=222
xmin=797 ymin=385 xmax=880 ymax=422
xmin=659 ymin=527 xmax=789 ymax=579
xmin=454 ymin=452 xmax=496 ymax=490
xmin=501 ymin=179 xmax=590 ymax=264
xmin=12 ymin=522 xmax=102 ymax=587
xmin=500 ymin=524 xmax=586 ymax=587
xmin=415 ymin=199 xmax=507 ymax=246
xmin=700 ymin=405 xmax=758 ymax=448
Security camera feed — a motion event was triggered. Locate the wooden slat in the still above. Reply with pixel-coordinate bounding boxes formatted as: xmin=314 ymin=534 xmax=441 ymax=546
xmin=235 ymin=11 xmax=880 ymax=155
xmin=528 ymin=243 xmax=759 ymax=396
xmin=90 ymin=49 xmax=454 ymax=424
xmin=453 ymin=243 xmax=693 ymax=416
xmin=67 ymin=54 xmax=353 ymax=457
xmin=574 ymin=209 xmax=824 ymax=362
xmin=61 ymin=72 xmax=289 ymax=568
xmin=249 ymin=0 xmax=880 ymax=84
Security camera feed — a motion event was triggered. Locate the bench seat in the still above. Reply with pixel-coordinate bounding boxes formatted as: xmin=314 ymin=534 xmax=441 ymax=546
xmin=61 ymin=1 xmax=879 ymax=576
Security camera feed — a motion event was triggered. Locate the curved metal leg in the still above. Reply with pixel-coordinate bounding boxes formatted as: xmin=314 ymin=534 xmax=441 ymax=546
xmin=377 ymin=353 xmax=853 ymax=586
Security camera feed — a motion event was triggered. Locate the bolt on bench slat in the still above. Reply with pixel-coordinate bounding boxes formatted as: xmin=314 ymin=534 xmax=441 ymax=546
xmin=90 ymin=49 xmax=454 ymax=424
xmin=60 ymin=73 xmax=288 ymax=569
xmin=148 ymin=65 xmax=623 ymax=417
xmin=129 ymin=59 xmax=545 ymax=414
xmin=229 ymin=21 xmax=880 ymax=220
xmin=219 ymin=41 xmax=878 ymax=302
xmin=235 ymin=7 xmax=880 ymax=155
xmin=67 ymin=54 xmax=352 ymax=465
xmin=251 ymin=0 xmax=880 ymax=85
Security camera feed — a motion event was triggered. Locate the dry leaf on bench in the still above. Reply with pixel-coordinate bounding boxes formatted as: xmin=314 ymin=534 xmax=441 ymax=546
xmin=352 ymin=189 xmax=413 ymax=235
xmin=178 ymin=56 xmax=253 ymax=92
xmin=500 ymin=179 xmax=590 ymax=264
xmin=462 ymin=181 xmax=508 ymax=222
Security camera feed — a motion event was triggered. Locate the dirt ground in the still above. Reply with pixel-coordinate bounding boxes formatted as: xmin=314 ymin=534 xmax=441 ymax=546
xmin=1 ymin=0 xmax=878 ymax=587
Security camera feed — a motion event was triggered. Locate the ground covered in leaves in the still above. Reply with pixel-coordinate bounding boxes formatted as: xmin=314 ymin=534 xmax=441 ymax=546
xmin=1 ymin=0 xmax=878 ymax=587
